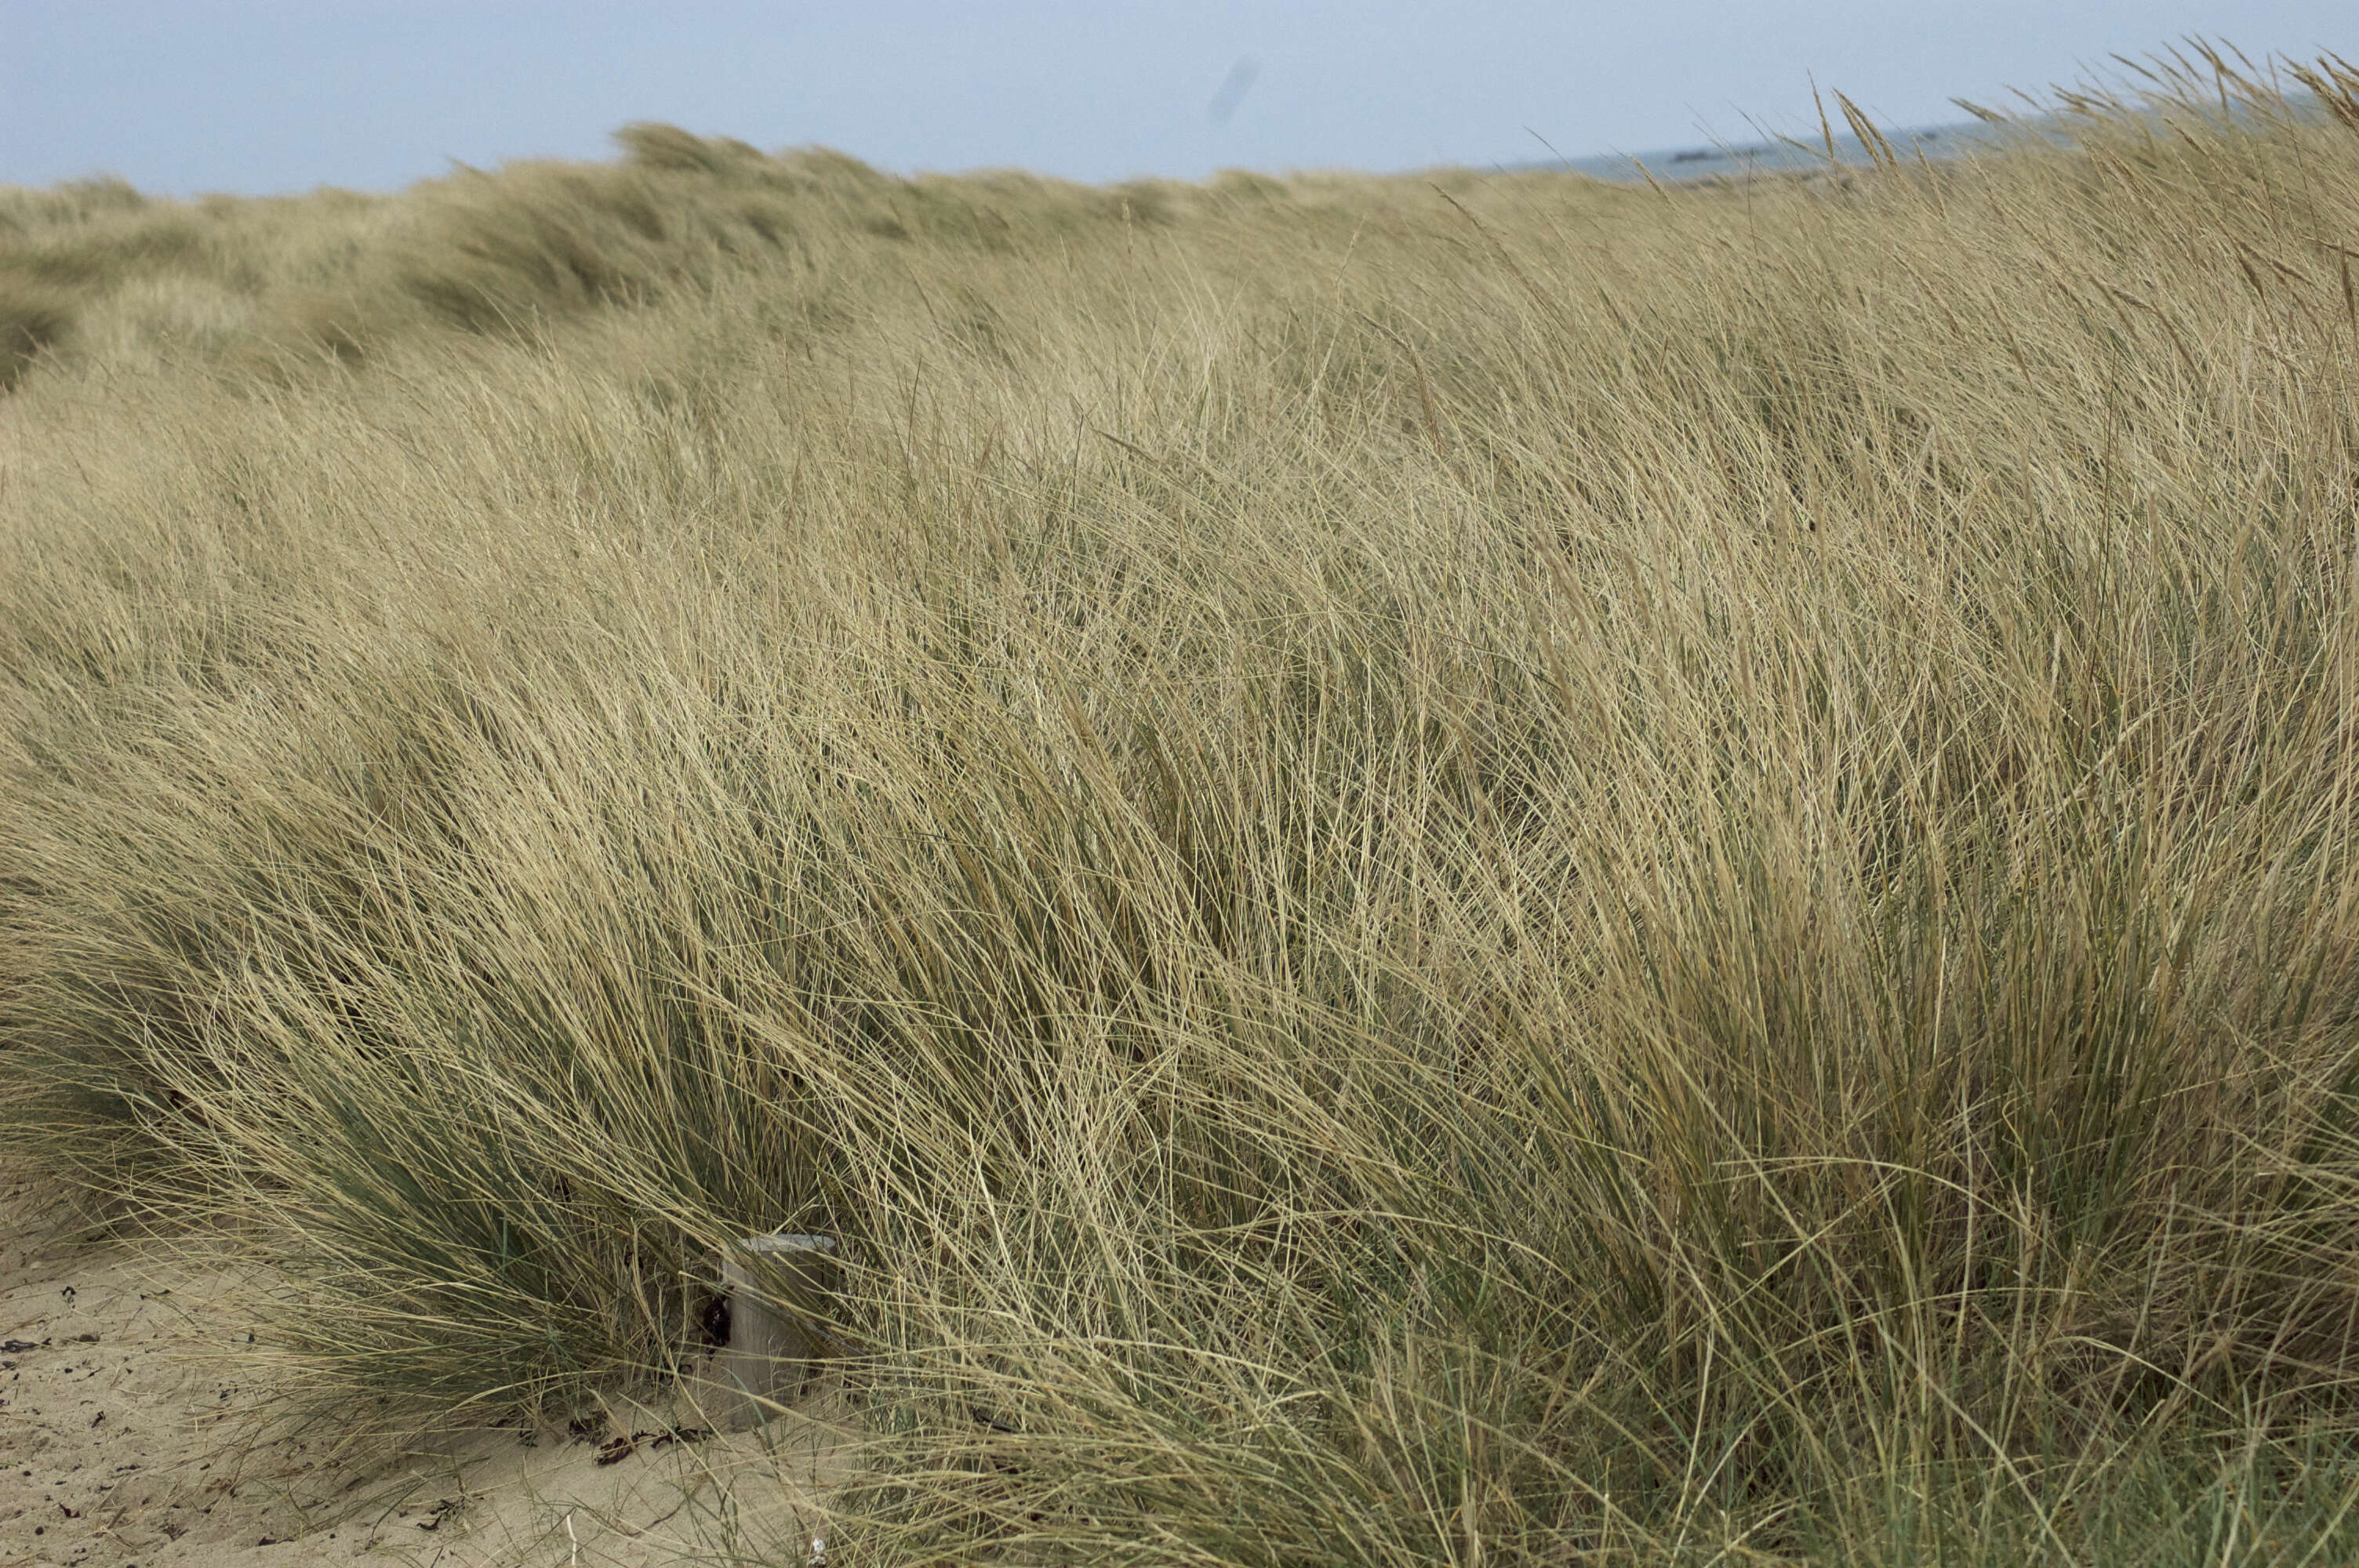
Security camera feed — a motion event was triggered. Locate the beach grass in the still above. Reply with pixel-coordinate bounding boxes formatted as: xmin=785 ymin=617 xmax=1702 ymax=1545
xmin=9 ymin=41 xmax=2359 ymax=1564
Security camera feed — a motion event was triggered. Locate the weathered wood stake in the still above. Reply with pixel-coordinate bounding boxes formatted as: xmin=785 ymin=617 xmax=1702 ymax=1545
xmin=719 ymin=1232 xmax=841 ymax=1426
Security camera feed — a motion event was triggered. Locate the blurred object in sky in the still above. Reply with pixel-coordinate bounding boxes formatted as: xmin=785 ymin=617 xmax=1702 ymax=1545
xmin=1209 ymin=56 xmax=1260 ymax=125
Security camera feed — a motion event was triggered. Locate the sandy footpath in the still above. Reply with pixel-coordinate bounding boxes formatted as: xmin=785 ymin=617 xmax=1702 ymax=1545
xmin=2 ymin=1160 xmax=854 ymax=1568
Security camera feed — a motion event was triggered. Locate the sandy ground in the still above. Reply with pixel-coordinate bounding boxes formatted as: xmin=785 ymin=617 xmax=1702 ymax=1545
xmin=1 ymin=1160 xmax=856 ymax=1568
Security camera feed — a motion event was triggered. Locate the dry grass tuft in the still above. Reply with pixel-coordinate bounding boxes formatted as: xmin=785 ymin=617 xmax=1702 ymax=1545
xmin=9 ymin=41 xmax=2359 ymax=1565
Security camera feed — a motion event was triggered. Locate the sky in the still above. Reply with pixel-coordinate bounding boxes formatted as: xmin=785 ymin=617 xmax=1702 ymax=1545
xmin=2 ymin=2 xmax=2353 ymax=198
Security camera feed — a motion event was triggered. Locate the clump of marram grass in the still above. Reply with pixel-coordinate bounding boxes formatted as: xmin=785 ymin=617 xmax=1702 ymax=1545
xmin=9 ymin=38 xmax=2359 ymax=1566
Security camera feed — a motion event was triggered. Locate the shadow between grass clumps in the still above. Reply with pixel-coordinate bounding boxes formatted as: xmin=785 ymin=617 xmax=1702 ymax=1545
xmin=0 ymin=281 xmax=72 ymax=391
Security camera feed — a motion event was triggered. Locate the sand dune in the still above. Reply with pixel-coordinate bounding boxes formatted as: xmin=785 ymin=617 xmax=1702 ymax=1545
xmin=1 ymin=1161 xmax=850 ymax=1567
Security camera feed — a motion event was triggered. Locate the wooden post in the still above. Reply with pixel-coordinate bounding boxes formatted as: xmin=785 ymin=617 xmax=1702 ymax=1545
xmin=720 ymin=1232 xmax=841 ymax=1427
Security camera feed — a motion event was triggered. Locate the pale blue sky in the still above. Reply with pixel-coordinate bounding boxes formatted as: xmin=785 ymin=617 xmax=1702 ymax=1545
xmin=2 ymin=2 xmax=2350 ymax=196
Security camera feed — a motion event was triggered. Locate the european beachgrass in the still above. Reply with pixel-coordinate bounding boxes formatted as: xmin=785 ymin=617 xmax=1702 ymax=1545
xmin=9 ymin=41 xmax=2359 ymax=1565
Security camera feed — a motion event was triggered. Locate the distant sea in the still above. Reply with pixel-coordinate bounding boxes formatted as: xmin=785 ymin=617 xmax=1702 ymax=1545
xmin=1527 ymin=97 xmax=2314 ymax=184
xmin=1534 ymin=118 xmax=2018 ymax=185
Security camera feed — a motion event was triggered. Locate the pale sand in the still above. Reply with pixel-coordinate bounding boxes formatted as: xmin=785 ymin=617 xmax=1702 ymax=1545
xmin=2 ymin=1160 xmax=856 ymax=1567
